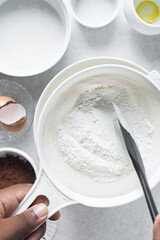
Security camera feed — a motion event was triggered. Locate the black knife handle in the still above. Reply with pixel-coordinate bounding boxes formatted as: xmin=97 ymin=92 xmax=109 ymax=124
xmin=138 ymin=168 xmax=158 ymax=222
xmin=131 ymin=158 xmax=158 ymax=223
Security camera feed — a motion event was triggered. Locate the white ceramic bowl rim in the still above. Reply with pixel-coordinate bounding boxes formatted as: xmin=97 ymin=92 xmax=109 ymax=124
xmin=37 ymin=64 xmax=160 ymax=208
xmin=70 ymin=0 xmax=121 ymax=28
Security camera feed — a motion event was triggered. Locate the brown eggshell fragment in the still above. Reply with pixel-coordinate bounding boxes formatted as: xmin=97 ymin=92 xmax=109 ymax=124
xmin=0 ymin=96 xmax=16 ymax=109
xmin=0 ymin=103 xmax=26 ymax=132
xmin=1 ymin=117 xmax=26 ymax=132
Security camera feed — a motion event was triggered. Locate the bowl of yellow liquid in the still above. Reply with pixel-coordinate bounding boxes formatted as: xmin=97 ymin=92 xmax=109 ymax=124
xmin=136 ymin=1 xmax=159 ymax=24
xmin=124 ymin=0 xmax=160 ymax=35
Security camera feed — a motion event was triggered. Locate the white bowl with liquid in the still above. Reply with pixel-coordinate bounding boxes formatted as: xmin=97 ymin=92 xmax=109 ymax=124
xmin=0 ymin=0 xmax=71 ymax=76
xmin=124 ymin=0 xmax=160 ymax=35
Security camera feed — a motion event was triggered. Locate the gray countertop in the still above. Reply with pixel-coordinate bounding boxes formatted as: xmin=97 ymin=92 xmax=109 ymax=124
xmin=1 ymin=1 xmax=160 ymax=239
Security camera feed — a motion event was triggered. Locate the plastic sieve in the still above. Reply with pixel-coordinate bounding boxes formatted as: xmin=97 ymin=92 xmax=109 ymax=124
xmin=15 ymin=64 xmax=160 ymax=219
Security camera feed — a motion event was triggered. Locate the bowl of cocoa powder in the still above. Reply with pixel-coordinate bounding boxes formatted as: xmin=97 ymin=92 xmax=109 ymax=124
xmin=0 ymin=148 xmax=37 ymax=190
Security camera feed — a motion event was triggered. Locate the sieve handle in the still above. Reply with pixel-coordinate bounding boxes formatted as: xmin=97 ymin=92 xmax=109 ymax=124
xmin=148 ymin=70 xmax=160 ymax=86
xmin=12 ymin=170 xmax=76 ymax=218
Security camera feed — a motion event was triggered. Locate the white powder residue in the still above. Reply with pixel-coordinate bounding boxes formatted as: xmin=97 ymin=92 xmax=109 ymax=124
xmin=56 ymin=86 xmax=154 ymax=183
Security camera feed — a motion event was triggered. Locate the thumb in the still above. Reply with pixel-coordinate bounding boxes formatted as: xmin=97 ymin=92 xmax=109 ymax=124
xmin=153 ymin=215 xmax=160 ymax=240
xmin=0 ymin=203 xmax=48 ymax=240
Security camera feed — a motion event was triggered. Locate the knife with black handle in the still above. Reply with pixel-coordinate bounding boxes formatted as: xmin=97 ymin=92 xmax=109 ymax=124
xmin=113 ymin=103 xmax=158 ymax=223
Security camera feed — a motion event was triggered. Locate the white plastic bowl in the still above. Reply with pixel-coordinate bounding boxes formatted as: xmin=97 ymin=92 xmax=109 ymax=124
xmin=15 ymin=64 xmax=160 ymax=219
xmin=34 ymin=57 xmax=148 ymax=142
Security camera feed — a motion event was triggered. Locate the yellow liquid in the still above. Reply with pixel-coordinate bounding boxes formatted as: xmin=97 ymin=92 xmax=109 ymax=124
xmin=136 ymin=1 xmax=159 ymax=24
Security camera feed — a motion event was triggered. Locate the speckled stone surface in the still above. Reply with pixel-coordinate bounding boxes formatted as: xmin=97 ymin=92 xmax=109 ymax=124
xmin=0 ymin=1 xmax=160 ymax=239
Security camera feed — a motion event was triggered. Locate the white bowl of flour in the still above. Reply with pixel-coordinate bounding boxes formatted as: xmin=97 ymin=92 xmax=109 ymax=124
xmin=36 ymin=64 xmax=160 ymax=208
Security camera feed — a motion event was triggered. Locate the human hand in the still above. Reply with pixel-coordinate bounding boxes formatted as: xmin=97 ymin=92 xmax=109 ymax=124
xmin=0 ymin=184 xmax=60 ymax=240
xmin=153 ymin=215 xmax=160 ymax=240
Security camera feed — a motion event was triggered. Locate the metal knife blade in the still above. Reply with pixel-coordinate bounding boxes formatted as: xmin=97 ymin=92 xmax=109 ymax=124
xmin=113 ymin=103 xmax=146 ymax=176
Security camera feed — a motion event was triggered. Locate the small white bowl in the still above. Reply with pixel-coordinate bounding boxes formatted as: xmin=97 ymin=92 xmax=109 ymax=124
xmin=124 ymin=0 xmax=160 ymax=35
xmin=70 ymin=0 xmax=121 ymax=29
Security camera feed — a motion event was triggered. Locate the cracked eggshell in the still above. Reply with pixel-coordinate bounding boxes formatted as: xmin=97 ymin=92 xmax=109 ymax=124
xmin=0 ymin=96 xmax=16 ymax=109
xmin=0 ymin=103 xmax=26 ymax=132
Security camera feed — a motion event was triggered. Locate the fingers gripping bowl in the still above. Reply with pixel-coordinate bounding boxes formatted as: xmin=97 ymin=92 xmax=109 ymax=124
xmin=15 ymin=65 xmax=160 ymax=217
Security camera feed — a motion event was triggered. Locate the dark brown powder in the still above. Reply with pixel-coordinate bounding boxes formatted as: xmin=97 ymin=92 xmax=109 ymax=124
xmin=0 ymin=154 xmax=36 ymax=190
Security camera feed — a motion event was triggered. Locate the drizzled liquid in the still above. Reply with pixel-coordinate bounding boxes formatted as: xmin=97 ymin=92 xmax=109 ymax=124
xmin=136 ymin=1 xmax=159 ymax=24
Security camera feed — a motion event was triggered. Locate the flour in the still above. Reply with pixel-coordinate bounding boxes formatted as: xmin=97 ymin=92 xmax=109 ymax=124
xmin=57 ymin=86 xmax=154 ymax=183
